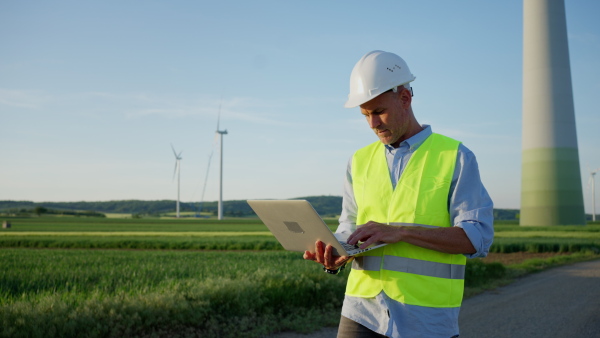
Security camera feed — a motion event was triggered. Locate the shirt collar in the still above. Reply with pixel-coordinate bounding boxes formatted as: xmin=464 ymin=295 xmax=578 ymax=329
xmin=384 ymin=124 xmax=432 ymax=152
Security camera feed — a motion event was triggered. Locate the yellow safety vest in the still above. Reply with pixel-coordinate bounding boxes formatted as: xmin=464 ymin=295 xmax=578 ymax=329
xmin=346 ymin=133 xmax=466 ymax=308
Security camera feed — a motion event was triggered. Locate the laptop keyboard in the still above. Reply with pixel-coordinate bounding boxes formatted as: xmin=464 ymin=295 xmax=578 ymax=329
xmin=339 ymin=241 xmax=359 ymax=251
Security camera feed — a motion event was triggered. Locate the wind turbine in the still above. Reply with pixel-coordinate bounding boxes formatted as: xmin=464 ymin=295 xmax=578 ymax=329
xmin=521 ymin=0 xmax=585 ymax=225
xmin=171 ymin=144 xmax=182 ymax=218
xmin=215 ymin=102 xmax=228 ymax=220
xmin=590 ymin=168 xmax=600 ymax=222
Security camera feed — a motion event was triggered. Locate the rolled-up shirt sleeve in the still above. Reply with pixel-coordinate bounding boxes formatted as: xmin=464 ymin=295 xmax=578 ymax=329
xmin=450 ymin=144 xmax=494 ymax=258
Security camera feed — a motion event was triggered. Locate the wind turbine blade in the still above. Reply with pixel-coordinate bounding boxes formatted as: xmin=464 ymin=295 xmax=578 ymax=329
xmin=200 ymin=152 xmax=214 ymax=203
xmin=171 ymin=143 xmax=178 ymax=158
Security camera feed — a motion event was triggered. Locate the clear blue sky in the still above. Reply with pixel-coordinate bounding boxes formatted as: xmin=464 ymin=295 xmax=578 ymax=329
xmin=1 ymin=1 xmax=599 ymax=212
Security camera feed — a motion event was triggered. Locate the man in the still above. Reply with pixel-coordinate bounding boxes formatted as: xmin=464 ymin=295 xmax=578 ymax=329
xmin=304 ymin=50 xmax=494 ymax=337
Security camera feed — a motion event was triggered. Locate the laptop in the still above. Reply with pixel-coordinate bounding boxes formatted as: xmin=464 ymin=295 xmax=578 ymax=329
xmin=247 ymin=199 xmax=386 ymax=256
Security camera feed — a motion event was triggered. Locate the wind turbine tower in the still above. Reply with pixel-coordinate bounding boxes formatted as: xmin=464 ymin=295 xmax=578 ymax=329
xmin=171 ymin=144 xmax=182 ymax=218
xmin=590 ymin=168 xmax=600 ymax=222
xmin=216 ymin=111 xmax=228 ymax=221
xmin=521 ymin=0 xmax=585 ymax=226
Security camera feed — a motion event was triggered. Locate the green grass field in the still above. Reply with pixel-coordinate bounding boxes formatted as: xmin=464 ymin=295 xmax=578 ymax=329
xmin=1 ymin=216 xmax=599 ymax=337
xmin=0 ymin=217 xmax=334 ymax=250
xmin=2 ymin=217 xmax=599 ymax=253
xmin=0 ymin=249 xmax=345 ymax=338
xmin=0 ymin=216 xmax=275 ymax=232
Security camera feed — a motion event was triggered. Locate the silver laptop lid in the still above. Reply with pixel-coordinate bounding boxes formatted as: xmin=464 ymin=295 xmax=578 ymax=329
xmin=247 ymin=199 xmax=385 ymax=256
xmin=247 ymin=199 xmax=346 ymax=254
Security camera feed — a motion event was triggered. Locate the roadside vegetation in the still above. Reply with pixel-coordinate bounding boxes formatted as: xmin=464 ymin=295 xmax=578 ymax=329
xmin=1 ymin=250 xmax=344 ymax=338
xmin=1 ymin=217 xmax=599 ymax=337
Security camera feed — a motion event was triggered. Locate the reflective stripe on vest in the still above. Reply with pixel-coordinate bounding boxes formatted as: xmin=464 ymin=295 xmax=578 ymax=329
xmin=346 ymin=133 xmax=466 ymax=308
xmin=352 ymin=256 xmax=466 ymax=280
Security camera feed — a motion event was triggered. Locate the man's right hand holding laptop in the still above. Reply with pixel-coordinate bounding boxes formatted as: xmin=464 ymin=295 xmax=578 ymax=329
xmin=303 ymin=221 xmax=416 ymax=274
xmin=303 ymin=240 xmax=352 ymax=274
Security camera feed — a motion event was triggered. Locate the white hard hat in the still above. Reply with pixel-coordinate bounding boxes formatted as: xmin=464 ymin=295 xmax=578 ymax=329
xmin=344 ymin=50 xmax=416 ymax=108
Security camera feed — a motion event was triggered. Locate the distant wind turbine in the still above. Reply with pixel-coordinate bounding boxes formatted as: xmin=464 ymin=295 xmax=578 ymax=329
xmin=590 ymin=168 xmax=600 ymax=222
xmin=171 ymin=144 xmax=183 ymax=218
xmin=215 ymin=102 xmax=228 ymax=220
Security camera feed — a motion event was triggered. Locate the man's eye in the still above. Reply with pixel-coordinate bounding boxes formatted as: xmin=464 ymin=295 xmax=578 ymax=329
xmin=363 ymin=111 xmax=383 ymax=118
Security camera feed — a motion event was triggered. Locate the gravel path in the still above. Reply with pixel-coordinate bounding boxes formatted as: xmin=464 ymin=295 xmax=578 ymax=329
xmin=266 ymin=259 xmax=600 ymax=338
xmin=458 ymin=259 xmax=600 ymax=337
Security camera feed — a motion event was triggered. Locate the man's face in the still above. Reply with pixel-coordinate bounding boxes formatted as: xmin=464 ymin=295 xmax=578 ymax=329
xmin=359 ymin=89 xmax=411 ymax=148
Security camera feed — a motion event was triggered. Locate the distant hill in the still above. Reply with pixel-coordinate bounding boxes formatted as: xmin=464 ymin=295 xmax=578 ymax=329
xmin=494 ymin=208 xmax=519 ymax=221
xmin=0 ymin=196 xmax=526 ymax=220
xmin=0 ymin=196 xmax=343 ymax=218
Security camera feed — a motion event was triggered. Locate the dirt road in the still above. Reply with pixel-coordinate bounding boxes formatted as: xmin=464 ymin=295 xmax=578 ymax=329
xmin=267 ymin=259 xmax=600 ymax=338
xmin=458 ymin=259 xmax=600 ymax=337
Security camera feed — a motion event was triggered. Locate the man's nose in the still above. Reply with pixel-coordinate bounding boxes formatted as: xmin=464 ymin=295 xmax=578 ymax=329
xmin=368 ymin=115 xmax=381 ymax=128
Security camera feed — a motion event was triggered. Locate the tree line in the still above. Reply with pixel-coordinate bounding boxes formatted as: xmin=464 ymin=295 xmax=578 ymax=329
xmin=0 ymin=196 xmax=521 ymax=220
xmin=0 ymin=196 xmax=344 ymax=218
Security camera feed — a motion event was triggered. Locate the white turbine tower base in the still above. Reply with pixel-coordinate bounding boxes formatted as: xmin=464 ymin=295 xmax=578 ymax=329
xmin=171 ymin=144 xmax=183 ymax=218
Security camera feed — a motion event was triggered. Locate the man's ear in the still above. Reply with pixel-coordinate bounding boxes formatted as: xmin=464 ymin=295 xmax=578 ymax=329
xmin=399 ymin=87 xmax=412 ymax=108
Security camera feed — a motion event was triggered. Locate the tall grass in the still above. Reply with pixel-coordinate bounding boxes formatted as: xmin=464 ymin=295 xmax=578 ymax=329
xmin=0 ymin=248 xmax=518 ymax=338
xmin=0 ymin=249 xmax=345 ymax=338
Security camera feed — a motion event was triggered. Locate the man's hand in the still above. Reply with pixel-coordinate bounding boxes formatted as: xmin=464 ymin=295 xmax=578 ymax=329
xmin=346 ymin=221 xmax=403 ymax=249
xmin=303 ymin=240 xmax=352 ymax=270
xmin=347 ymin=221 xmax=477 ymax=255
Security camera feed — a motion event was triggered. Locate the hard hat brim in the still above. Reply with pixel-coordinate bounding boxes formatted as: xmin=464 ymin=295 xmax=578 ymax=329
xmin=343 ymin=80 xmax=414 ymax=109
xmin=344 ymin=97 xmax=363 ymax=109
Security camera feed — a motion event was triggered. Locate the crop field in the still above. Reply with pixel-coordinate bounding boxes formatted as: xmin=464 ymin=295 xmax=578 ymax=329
xmin=0 ymin=217 xmax=339 ymax=251
xmin=1 ymin=249 xmax=346 ymax=338
xmin=491 ymin=224 xmax=600 ymax=253
xmin=0 ymin=216 xmax=283 ymax=232
xmin=1 ymin=216 xmax=599 ymax=337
